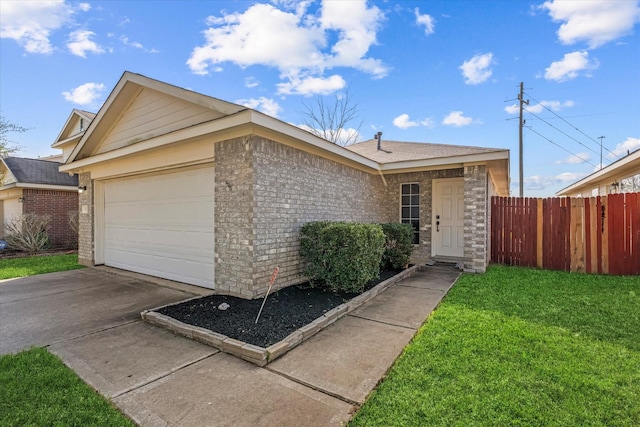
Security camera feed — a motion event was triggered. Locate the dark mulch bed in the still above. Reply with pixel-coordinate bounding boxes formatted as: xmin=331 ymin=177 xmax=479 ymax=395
xmin=157 ymin=269 xmax=402 ymax=348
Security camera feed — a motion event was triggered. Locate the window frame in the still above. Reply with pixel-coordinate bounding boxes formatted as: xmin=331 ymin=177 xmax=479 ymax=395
xmin=400 ymin=182 xmax=420 ymax=245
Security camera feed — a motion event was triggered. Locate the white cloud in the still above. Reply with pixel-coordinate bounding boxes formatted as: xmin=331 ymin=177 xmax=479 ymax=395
xmin=393 ymin=113 xmax=434 ymax=129
xmin=119 ymin=35 xmax=158 ymax=53
xmin=62 ymin=82 xmax=105 ymax=105
xmin=0 ymin=0 xmax=74 ymax=54
xmin=555 ymin=152 xmax=591 ymax=164
xmin=236 ymin=97 xmax=282 ymax=118
xmin=415 ymin=8 xmax=435 ymax=35
xmin=244 ymin=77 xmax=260 ymax=88
xmin=78 ymin=3 xmax=91 ymax=12
xmin=544 ymin=50 xmax=599 ymax=82
xmin=505 ymin=99 xmax=574 ymax=114
xmin=187 ymin=0 xmax=388 ymax=96
xmin=541 ymin=0 xmax=640 ymax=48
xmin=459 ymin=53 xmax=494 ymax=85
xmin=277 ymin=74 xmax=346 ymax=96
xmin=609 ymin=137 xmax=640 ymax=158
xmin=68 ymin=30 xmax=104 ymax=57
xmin=393 ymin=114 xmax=418 ymax=129
xmin=522 ymin=172 xmax=585 ymax=191
xmin=442 ymin=111 xmax=479 ymax=127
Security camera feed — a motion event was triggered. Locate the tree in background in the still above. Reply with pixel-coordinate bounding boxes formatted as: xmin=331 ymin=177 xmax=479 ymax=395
xmin=0 ymin=115 xmax=26 ymax=158
xmin=300 ymin=89 xmax=363 ymax=146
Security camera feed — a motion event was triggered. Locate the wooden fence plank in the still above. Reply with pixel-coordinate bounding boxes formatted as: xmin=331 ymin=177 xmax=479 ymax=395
xmin=602 ymin=196 xmax=609 ymax=274
xmin=536 ymin=199 xmax=543 ymax=269
xmin=490 ymin=193 xmax=639 ymax=275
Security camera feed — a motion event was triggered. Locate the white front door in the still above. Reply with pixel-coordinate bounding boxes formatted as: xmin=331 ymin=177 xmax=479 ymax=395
xmin=432 ymin=178 xmax=464 ymax=257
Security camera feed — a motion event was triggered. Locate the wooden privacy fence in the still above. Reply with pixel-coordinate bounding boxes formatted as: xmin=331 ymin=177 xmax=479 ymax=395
xmin=491 ymin=193 xmax=640 ymax=275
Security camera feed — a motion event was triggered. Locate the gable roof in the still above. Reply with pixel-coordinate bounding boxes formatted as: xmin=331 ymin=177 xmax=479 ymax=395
xmin=556 ymin=148 xmax=640 ymax=196
xmin=52 ymin=109 xmax=96 ymax=148
xmin=67 ymin=72 xmax=247 ymax=162
xmin=1 ymin=157 xmax=78 ymax=187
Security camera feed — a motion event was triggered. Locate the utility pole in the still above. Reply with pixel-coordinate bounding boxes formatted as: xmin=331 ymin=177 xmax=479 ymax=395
xmin=598 ymin=136 xmax=606 ymax=170
xmin=518 ymin=82 xmax=529 ymax=197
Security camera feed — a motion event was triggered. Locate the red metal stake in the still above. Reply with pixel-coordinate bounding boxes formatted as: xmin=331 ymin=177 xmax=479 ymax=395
xmin=255 ymin=267 xmax=279 ymax=324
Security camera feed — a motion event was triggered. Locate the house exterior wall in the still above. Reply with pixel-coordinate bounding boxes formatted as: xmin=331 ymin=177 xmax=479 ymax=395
xmin=250 ymin=137 xmax=389 ymax=295
xmin=463 ymin=165 xmax=488 ymax=272
xmin=77 ymin=133 xmax=496 ymax=296
xmin=78 ymin=172 xmax=93 ymax=266
xmin=22 ymin=189 xmax=78 ymax=248
xmin=214 ymin=137 xmax=256 ymax=298
xmin=383 ymin=168 xmax=464 ymax=263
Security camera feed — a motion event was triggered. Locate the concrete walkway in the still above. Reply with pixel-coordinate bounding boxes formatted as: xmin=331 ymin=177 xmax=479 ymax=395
xmin=1 ymin=265 xmax=460 ymax=426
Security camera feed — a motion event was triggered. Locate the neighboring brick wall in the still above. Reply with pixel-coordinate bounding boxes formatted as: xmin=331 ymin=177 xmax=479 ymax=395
xmin=77 ymin=173 xmax=93 ymax=266
xmin=383 ymin=169 xmax=464 ymax=263
xmin=463 ymin=165 xmax=488 ymax=272
xmin=251 ymin=137 xmax=389 ymax=294
xmin=22 ymin=188 xmax=78 ymax=248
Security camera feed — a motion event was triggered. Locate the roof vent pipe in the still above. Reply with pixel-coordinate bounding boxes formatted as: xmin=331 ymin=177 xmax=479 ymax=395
xmin=376 ymin=132 xmax=383 ymax=150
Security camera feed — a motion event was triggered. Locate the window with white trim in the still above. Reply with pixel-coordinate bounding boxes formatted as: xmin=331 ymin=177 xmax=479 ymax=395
xmin=401 ymin=183 xmax=420 ymax=244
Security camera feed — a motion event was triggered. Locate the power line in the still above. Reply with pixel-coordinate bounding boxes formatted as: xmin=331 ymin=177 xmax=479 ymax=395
xmin=524 ymin=91 xmax=619 ymax=159
xmin=523 ymin=106 xmax=604 ymax=159
xmin=525 ymin=126 xmax=598 ymax=168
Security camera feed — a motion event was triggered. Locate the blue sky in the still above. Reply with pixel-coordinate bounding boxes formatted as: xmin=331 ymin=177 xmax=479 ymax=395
xmin=1 ymin=0 xmax=639 ymax=196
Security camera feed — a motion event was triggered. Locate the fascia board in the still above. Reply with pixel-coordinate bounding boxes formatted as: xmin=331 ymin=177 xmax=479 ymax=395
xmin=248 ymin=110 xmax=380 ymax=170
xmin=556 ymin=150 xmax=640 ymax=195
xmin=12 ymin=183 xmax=78 ymax=191
xmin=379 ymin=150 xmax=510 ymax=172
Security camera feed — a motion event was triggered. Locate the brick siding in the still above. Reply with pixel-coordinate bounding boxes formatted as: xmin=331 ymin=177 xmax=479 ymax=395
xmin=463 ymin=165 xmax=488 ymax=272
xmin=22 ymin=188 xmax=78 ymax=248
xmin=77 ymin=173 xmax=93 ymax=266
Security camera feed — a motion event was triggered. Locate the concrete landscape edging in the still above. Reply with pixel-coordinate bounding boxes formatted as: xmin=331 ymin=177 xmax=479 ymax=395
xmin=141 ymin=265 xmax=420 ymax=366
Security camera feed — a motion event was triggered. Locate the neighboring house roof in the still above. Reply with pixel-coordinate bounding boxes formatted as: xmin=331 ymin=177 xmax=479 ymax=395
xmin=1 ymin=157 xmax=78 ymax=187
xmin=556 ymin=149 xmax=640 ymax=196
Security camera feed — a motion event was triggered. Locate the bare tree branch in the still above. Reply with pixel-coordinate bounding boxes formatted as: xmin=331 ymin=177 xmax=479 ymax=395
xmin=0 ymin=115 xmax=27 ymax=158
xmin=300 ymin=89 xmax=363 ymax=146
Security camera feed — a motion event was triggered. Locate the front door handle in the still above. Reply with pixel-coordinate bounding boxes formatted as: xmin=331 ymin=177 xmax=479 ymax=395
xmin=436 ymin=221 xmax=440 ymax=232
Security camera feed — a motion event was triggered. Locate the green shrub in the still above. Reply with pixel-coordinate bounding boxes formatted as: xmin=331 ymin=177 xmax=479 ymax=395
xmin=300 ymin=221 xmax=385 ymax=294
xmin=381 ymin=222 xmax=414 ymax=269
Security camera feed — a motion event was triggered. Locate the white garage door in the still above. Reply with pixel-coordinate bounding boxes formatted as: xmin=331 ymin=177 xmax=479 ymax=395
xmin=3 ymin=198 xmax=22 ymax=236
xmin=104 ymin=166 xmax=215 ymax=288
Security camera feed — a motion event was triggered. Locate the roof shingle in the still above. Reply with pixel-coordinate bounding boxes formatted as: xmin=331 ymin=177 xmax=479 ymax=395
xmin=346 ymin=139 xmax=507 ymax=164
xmin=2 ymin=157 xmax=78 ymax=186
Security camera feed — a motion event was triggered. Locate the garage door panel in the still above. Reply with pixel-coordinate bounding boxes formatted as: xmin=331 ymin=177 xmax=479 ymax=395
xmin=104 ymin=167 xmax=215 ymax=288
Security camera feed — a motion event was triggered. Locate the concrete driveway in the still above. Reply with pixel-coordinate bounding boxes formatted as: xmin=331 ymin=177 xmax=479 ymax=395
xmin=0 ymin=265 xmax=459 ymax=426
xmin=0 ymin=268 xmax=199 ymax=355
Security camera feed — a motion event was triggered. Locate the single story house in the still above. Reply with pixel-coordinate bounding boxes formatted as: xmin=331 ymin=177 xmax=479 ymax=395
xmin=58 ymin=72 xmax=509 ymax=297
xmin=557 ymin=149 xmax=640 ymax=196
xmin=0 ymin=156 xmax=79 ymax=248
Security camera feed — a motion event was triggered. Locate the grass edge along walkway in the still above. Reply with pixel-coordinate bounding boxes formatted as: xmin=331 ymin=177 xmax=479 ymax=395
xmin=0 ymin=347 xmax=134 ymax=426
xmin=350 ymin=265 xmax=640 ymax=427
xmin=0 ymin=253 xmax=83 ymax=280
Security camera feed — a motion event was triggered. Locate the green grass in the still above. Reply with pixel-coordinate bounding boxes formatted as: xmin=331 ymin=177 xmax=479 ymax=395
xmin=350 ymin=265 xmax=640 ymax=427
xmin=0 ymin=253 xmax=83 ymax=280
xmin=0 ymin=347 xmax=134 ymax=426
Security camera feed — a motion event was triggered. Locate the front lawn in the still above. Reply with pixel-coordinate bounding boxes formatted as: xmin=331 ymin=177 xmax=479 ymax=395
xmin=350 ymin=266 xmax=640 ymax=426
xmin=0 ymin=347 xmax=134 ymax=426
xmin=0 ymin=253 xmax=83 ymax=280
